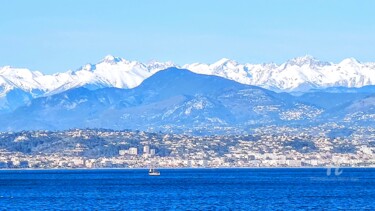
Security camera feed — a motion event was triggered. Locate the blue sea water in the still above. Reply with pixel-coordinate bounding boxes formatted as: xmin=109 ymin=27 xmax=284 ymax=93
xmin=0 ymin=168 xmax=374 ymax=210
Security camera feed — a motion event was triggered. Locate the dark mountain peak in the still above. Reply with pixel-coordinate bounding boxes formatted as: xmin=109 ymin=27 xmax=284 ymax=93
xmin=136 ymin=67 xmax=262 ymax=97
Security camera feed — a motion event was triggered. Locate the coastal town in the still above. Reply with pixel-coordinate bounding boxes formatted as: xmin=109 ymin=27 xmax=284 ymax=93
xmin=0 ymin=124 xmax=374 ymax=169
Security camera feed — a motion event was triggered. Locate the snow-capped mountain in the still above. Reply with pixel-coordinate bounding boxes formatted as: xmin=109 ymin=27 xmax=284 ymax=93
xmin=56 ymin=55 xmax=159 ymax=91
xmin=0 ymin=68 xmax=318 ymax=132
xmin=1 ymin=54 xmax=375 ymax=107
xmin=0 ymin=67 xmax=374 ymax=132
xmin=184 ymin=55 xmax=375 ymax=92
xmin=0 ymin=55 xmax=175 ymax=95
xmin=0 ymin=55 xmax=175 ymax=110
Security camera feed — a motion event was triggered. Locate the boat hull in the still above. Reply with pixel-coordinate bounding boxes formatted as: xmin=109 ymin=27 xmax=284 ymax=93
xmin=148 ymin=172 xmax=160 ymax=176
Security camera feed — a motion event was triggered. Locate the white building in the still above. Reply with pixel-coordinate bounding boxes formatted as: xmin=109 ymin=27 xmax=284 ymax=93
xmin=119 ymin=150 xmax=128 ymax=156
xmin=143 ymin=145 xmax=150 ymax=154
xmin=128 ymin=147 xmax=138 ymax=155
xmin=150 ymin=149 xmax=156 ymax=156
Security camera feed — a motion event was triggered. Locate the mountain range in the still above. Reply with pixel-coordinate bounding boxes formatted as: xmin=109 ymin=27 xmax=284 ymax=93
xmin=0 ymin=67 xmax=374 ymax=133
xmin=0 ymin=55 xmax=174 ymax=112
xmin=0 ymin=68 xmax=315 ymax=131
xmin=2 ymin=55 xmax=375 ymax=96
xmin=1 ymin=56 xmax=375 ymax=132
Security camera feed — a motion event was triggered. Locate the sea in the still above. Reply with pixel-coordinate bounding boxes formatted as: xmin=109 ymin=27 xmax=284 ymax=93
xmin=0 ymin=168 xmax=374 ymax=210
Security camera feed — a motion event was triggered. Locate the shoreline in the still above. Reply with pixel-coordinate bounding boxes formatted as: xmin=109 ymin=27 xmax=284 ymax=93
xmin=0 ymin=166 xmax=374 ymax=171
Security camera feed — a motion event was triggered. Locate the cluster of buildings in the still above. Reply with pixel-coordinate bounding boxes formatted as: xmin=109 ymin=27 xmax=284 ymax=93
xmin=0 ymin=124 xmax=374 ymax=169
xmin=119 ymin=145 xmax=156 ymax=157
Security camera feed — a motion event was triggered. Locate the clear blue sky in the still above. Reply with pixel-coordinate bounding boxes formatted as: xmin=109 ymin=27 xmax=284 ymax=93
xmin=1 ymin=0 xmax=374 ymax=74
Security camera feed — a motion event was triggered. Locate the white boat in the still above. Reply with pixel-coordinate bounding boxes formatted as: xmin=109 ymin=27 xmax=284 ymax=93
xmin=148 ymin=168 xmax=160 ymax=176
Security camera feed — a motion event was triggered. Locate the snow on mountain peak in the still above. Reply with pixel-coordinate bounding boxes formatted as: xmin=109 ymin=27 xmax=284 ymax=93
xmin=0 ymin=66 xmax=42 ymax=78
xmin=285 ymin=55 xmax=330 ymax=67
xmin=146 ymin=60 xmax=176 ymax=74
xmin=181 ymin=56 xmax=375 ymax=92
xmin=101 ymin=55 xmax=123 ymax=64
xmin=339 ymin=57 xmax=361 ymax=66
xmin=212 ymin=58 xmax=238 ymax=67
xmin=0 ymin=65 xmax=12 ymax=70
xmin=183 ymin=58 xmax=252 ymax=85
xmin=1 ymin=55 xmax=375 ymax=101
xmin=147 ymin=60 xmax=175 ymax=67
xmin=80 ymin=64 xmax=96 ymax=72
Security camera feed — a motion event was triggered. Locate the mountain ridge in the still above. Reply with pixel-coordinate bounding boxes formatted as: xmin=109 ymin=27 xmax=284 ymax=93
xmin=0 ymin=68 xmax=319 ymax=132
xmin=1 ymin=55 xmax=375 ymax=112
xmin=1 ymin=55 xmax=375 ymax=96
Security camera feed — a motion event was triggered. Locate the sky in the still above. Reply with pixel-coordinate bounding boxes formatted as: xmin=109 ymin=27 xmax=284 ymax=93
xmin=1 ymin=0 xmax=374 ymax=74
